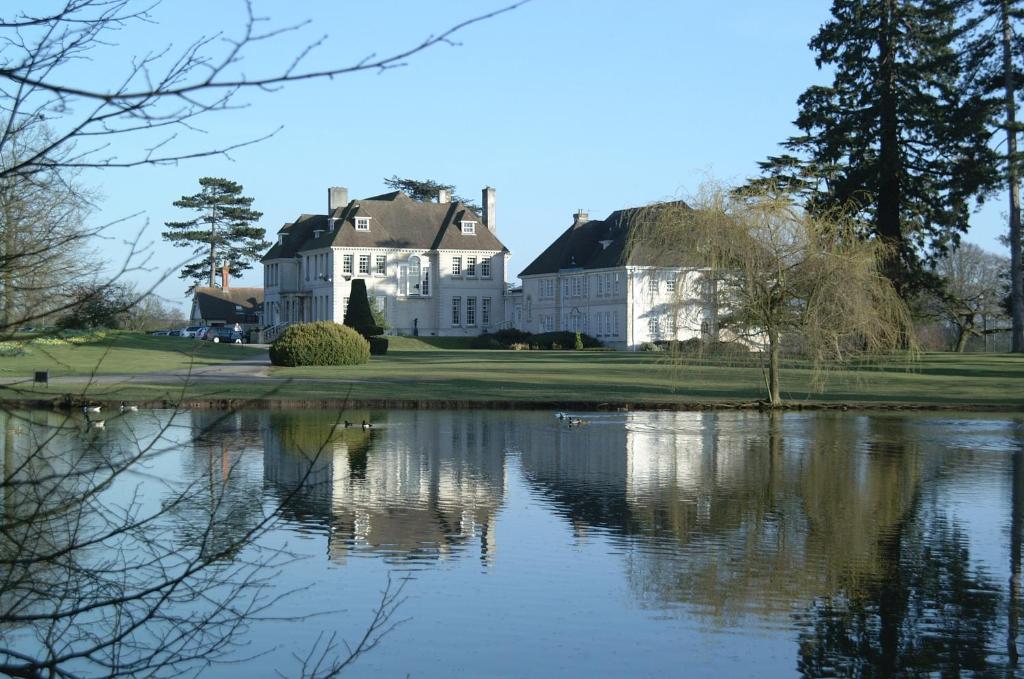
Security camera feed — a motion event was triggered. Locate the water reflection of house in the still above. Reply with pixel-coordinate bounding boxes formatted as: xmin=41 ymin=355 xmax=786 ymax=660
xmin=517 ymin=411 xmax=925 ymax=618
xmin=262 ymin=411 xmax=507 ymax=564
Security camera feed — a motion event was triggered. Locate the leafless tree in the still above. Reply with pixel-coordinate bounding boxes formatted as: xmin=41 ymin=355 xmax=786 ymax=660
xmin=628 ymin=183 xmax=915 ymax=407
xmin=0 ymin=1 xmax=527 ymax=181
xmin=0 ymin=404 xmax=404 ymax=678
xmin=930 ymin=242 xmax=1009 ymax=352
xmin=0 ymin=2 xmax=525 ymax=675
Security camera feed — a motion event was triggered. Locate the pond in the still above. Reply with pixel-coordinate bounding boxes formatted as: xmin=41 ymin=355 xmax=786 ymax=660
xmin=1 ymin=408 xmax=1022 ymax=677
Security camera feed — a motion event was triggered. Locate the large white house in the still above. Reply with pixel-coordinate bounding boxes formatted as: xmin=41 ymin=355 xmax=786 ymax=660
xmin=511 ymin=205 xmax=717 ymax=350
xmin=262 ymin=186 xmax=509 ymax=337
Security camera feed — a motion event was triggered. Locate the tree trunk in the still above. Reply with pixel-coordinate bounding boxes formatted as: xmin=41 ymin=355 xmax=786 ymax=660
xmin=768 ymin=327 xmax=781 ymax=407
xmin=955 ymin=316 xmax=973 ymax=353
xmin=1010 ymin=447 xmax=1023 ymax=666
xmin=208 ymin=202 xmax=217 ymax=288
xmin=1002 ymin=1 xmax=1024 ymax=352
xmin=0 ymin=198 xmax=16 ymax=329
xmin=877 ymin=0 xmax=905 ymax=291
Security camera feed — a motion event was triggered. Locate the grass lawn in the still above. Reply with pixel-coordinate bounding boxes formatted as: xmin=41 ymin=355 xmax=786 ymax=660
xmin=2 ymin=334 xmax=1024 ymax=408
xmin=0 ymin=332 xmax=259 ymax=376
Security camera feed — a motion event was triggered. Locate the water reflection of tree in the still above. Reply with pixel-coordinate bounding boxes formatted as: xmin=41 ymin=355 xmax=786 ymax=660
xmin=797 ymin=512 xmax=1002 ymax=676
xmin=168 ymin=410 xmax=267 ymax=560
xmin=261 ymin=411 xmax=506 ymax=564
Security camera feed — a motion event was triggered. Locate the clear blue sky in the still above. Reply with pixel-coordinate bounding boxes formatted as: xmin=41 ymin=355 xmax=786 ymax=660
xmin=81 ymin=0 xmax=1009 ymax=309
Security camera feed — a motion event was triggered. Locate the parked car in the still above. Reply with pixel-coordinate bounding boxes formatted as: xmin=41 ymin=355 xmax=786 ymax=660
xmin=167 ymin=329 xmax=181 ymax=336
xmin=180 ymin=326 xmax=203 ymax=338
xmin=150 ymin=330 xmax=169 ymax=336
xmin=204 ymin=327 xmax=246 ymax=344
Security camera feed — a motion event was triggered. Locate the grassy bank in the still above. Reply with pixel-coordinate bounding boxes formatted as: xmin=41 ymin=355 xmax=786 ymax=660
xmin=2 ymin=333 xmax=1023 ymax=409
xmin=0 ymin=332 xmax=259 ymax=376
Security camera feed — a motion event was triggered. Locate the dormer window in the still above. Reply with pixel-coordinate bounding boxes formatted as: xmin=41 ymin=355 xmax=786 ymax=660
xmin=328 ymin=218 xmax=338 ymax=232
xmin=313 ymin=229 xmax=323 ymax=239
xmin=355 ymin=217 xmax=370 ymax=231
xmin=278 ymin=235 xmax=285 ymax=245
xmin=461 ymin=220 xmax=476 ymax=235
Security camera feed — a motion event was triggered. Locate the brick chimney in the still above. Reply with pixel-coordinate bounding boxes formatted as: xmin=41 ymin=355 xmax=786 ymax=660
xmin=221 ymin=264 xmax=229 ymax=290
xmin=482 ymin=186 xmax=496 ymax=232
xmin=437 ymin=188 xmax=452 ymax=204
xmin=328 ymin=186 xmax=348 ymax=214
xmin=573 ymin=209 xmax=589 ymax=225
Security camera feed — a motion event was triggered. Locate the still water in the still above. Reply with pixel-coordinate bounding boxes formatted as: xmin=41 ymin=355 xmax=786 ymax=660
xmin=2 ymin=409 xmax=1023 ymax=677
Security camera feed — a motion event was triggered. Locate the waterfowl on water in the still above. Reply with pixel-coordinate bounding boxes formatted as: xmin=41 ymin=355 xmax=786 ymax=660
xmin=343 ymin=420 xmax=353 ymax=428
xmin=362 ymin=420 xmax=373 ymax=430
xmin=120 ymin=401 xmax=138 ymax=412
xmin=85 ymin=405 xmax=101 ymax=413
xmin=555 ymin=412 xmax=569 ymax=420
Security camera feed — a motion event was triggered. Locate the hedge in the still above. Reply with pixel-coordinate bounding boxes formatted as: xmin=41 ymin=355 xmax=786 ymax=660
xmin=269 ymin=322 xmax=370 ymax=366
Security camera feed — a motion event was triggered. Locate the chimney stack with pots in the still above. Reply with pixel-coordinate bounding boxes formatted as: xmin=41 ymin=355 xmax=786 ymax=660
xmin=221 ymin=264 xmax=230 ymax=290
xmin=437 ymin=188 xmax=451 ymax=204
xmin=482 ymin=186 xmax=496 ymax=233
xmin=573 ymin=210 xmax=589 ymax=225
xmin=328 ymin=186 xmax=348 ymax=214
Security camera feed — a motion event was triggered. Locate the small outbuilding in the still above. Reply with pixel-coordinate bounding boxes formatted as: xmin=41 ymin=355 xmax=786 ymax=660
xmin=190 ymin=286 xmax=264 ymax=328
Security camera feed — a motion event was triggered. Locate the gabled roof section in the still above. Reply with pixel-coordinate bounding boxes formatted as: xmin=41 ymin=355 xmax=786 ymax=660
xmin=261 ymin=216 xmax=325 ymax=261
xmin=264 ymin=191 xmax=508 ymax=259
xmin=519 ymin=201 xmax=690 ymax=277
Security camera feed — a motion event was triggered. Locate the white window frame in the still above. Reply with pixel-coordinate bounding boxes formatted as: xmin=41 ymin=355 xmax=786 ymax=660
xmin=342 ymin=254 xmax=353 ymax=275
xmin=355 ymin=217 xmax=370 ymax=231
xmin=452 ymin=256 xmax=462 ymax=276
xmin=358 ymin=254 xmax=370 ymax=275
xmin=452 ymin=296 xmax=462 ymax=325
xmin=666 ymin=272 xmax=677 ymax=294
xmin=466 ymin=297 xmax=477 ymax=326
xmin=375 ymin=254 xmax=387 ymax=276
xmin=409 ymin=256 xmax=421 ymax=296
xmin=461 ymin=221 xmax=476 ymax=235
xmin=481 ymin=257 xmax=491 ymax=279
xmin=482 ymin=297 xmax=491 ymax=326
xmin=466 ymin=256 xmax=477 ymax=277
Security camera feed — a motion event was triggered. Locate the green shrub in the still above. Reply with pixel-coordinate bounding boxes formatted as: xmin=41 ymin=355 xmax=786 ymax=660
xmin=344 ymin=279 xmax=384 ymax=337
xmin=471 ymin=335 xmax=505 ymax=349
xmin=269 ymin=322 xmax=369 ymax=366
xmin=367 ymin=336 xmax=389 ymax=355
xmin=531 ymin=331 xmax=601 ymax=350
xmin=574 ymin=331 xmax=584 ymax=351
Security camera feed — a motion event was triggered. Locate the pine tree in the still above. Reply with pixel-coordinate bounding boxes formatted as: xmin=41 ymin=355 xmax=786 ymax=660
xmin=383 ymin=175 xmax=479 ymax=210
xmin=163 ymin=177 xmax=268 ymax=293
xmin=753 ymin=0 xmax=997 ymax=294
xmin=961 ymin=0 xmax=1024 ymax=350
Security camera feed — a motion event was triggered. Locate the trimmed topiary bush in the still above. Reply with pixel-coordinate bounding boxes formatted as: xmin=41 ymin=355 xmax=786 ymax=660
xmin=269 ymin=321 xmax=369 ymax=366
xmin=367 ymin=336 xmax=389 ymax=355
xmin=344 ymin=279 xmax=387 ymax=354
xmin=344 ymin=279 xmax=384 ymax=337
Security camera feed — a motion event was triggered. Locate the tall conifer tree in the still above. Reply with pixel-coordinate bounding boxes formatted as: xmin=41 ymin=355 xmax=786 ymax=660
xmin=753 ymin=0 xmax=996 ymax=294
xmin=163 ymin=177 xmax=268 ymax=293
xmin=961 ymin=0 xmax=1024 ymax=350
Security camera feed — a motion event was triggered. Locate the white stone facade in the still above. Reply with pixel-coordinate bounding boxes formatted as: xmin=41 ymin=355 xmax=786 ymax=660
xmin=516 ymin=266 xmax=716 ymax=350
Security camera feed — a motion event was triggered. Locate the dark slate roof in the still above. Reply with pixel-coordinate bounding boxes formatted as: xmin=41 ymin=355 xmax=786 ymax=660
xmin=193 ymin=287 xmax=264 ymax=323
xmin=519 ymin=202 xmax=690 ymax=277
xmin=263 ymin=192 xmax=506 ymax=260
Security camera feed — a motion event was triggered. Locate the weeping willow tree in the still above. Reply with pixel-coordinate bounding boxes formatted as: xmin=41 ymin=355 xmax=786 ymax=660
xmin=627 ymin=184 xmax=915 ymax=406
